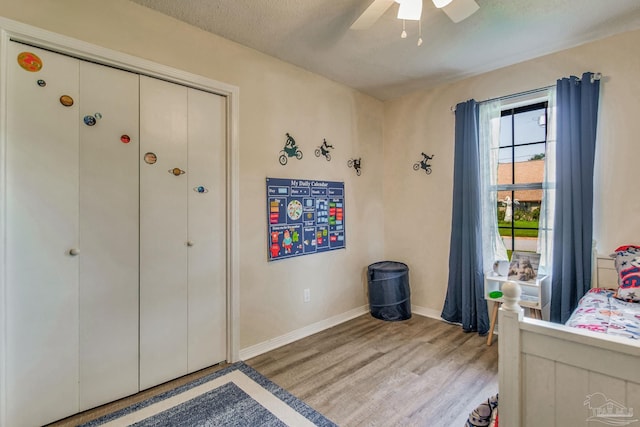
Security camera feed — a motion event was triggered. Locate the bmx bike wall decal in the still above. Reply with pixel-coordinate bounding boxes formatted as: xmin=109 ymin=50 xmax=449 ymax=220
xmin=315 ymin=138 xmax=334 ymax=161
xmin=348 ymin=157 xmax=362 ymax=176
xmin=279 ymin=132 xmax=303 ymax=165
xmin=413 ymin=152 xmax=434 ymax=175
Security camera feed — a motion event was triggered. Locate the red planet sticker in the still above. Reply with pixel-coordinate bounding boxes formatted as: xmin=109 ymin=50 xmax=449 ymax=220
xmin=17 ymin=52 xmax=43 ymax=72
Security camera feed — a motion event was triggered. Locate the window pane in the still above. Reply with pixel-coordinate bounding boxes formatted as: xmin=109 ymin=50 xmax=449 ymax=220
xmin=513 ymin=143 xmax=545 ymax=165
xmin=514 ymin=143 xmax=545 ymax=184
xmin=513 ymin=239 xmax=538 ymax=254
xmin=512 ymin=190 xmax=540 ymax=231
xmin=514 ymin=107 xmax=546 ymax=145
xmin=496 ymin=189 xmax=540 ymax=253
xmin=498 ymin=144 xmax=545 ymax=188
xmin=497 ymin=148 xmax=512 ymax=188
xmin=499 ymin=115 xmax=512 ymax=148
xmin=493 ymin=102 xmax=548 ymax=261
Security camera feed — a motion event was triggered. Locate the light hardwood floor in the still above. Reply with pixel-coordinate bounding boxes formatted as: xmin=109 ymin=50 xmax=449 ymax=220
xmin=48 ymin=363 xmax=229 ymax=426
xmin=247 ymin=314 xmax=498 ymax=427
xmin=49 ymin=313 xmax=497 ymax=426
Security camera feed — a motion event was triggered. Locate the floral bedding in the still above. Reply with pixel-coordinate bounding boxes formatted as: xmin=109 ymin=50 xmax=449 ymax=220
xmin=565 ymin=288 xmax=640 ymax=339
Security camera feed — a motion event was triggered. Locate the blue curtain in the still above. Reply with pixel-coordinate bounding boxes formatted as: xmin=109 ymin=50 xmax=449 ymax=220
xmin=441 ymin=99 xmax=488 ymax=335
xmin=550 ymin=72 xmax=600 ymax=323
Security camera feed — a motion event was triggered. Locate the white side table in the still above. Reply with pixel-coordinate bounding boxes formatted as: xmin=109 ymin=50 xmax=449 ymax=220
xmin=484 ymin=274 xmax=550 ymax=346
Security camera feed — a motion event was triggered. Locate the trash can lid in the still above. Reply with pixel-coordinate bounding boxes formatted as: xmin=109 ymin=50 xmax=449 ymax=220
xmin=368 ymin=261 xmax=408 ymax=272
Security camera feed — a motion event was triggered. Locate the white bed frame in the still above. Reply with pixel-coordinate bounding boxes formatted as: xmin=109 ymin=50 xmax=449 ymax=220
xmin=498 ymin=257 xmax=640 ymax=426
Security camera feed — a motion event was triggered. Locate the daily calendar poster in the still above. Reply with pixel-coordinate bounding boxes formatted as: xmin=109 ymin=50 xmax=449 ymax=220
xmin=266 ymin=177 xmax=345 ymax=261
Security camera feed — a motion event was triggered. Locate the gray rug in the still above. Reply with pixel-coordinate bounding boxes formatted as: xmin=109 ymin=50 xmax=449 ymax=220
xmin=81 ymin=362 xmax=337 ymax=427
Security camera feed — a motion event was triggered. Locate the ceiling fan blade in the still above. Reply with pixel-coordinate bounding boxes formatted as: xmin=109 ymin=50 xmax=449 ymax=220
xmin=350 ymin=0 xmax=396 ymax=30
xmin=442 ymin=0 xmax=479 ymax=23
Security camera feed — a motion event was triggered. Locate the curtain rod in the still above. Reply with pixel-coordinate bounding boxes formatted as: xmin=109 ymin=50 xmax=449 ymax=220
xmin=450 ymin=72 xmax=602 ymax=112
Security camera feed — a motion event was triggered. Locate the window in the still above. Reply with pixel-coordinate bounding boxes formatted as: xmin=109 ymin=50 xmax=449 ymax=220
xmin=496 ymin=101 xmax=548 ymax=256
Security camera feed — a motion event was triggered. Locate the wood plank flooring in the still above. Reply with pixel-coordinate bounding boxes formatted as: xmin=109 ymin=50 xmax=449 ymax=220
xmin=247 ymin=314 xmax=498 ymax=427
xmin=49 ymin=313 xmax=497 ymax=426
xmin=47 ymin=363 xmax=230 ymax=426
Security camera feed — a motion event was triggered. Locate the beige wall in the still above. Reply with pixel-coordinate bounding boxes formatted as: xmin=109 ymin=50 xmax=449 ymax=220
xmin=0 ymin=0 xmax=385 ymax=349
xmin=2 ymin=0 xmax=639 ymax=347
xmin=384 ymin=29 xmax=640 ymax=313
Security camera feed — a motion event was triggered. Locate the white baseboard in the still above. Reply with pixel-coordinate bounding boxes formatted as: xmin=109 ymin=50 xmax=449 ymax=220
xmin=239 ymin=305 xmax=369 ymax=360
xmin=411 ymin=305 xmax=443 ymax=321
xmin=240 ymin=305 xmax=450 ymax=361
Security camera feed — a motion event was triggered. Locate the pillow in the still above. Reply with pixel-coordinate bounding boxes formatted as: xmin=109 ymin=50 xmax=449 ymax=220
xmin=610 ymin=245 xmax=640 ymax=302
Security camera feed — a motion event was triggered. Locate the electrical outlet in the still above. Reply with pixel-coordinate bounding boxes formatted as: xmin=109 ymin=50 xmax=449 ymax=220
xmin=303 ymin=288 xmax=311 ymax=303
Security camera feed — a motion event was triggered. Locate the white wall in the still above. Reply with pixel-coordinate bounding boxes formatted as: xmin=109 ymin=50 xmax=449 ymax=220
xmin=383 ymin=29 xmax=640 ymax=313
xmin=2 ymin=0 xmax=639 ymax=349
xmin=0 ymin=0 xmax=385 ymax=350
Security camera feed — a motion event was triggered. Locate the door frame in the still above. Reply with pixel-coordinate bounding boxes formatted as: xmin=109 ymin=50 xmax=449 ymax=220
xmin=0 ymin=17 xmax=240 ymax=426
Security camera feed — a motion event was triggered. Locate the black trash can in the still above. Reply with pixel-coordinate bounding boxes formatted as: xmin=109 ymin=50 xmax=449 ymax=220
xmin=367 ymin=261 xmax=411 ymax=321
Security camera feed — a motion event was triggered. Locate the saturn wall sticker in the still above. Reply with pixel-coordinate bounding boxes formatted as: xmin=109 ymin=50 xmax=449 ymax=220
xmin=193 ymin=186 xmax=209 ymax=193
xmin=169 ymin=167 xmax=186 ymax=176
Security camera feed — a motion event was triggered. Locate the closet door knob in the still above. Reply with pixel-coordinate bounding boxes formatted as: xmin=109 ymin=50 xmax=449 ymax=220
xmin=69 ymin=248 xmax=80 ymax=256
xmin=186 ymin=241 xmax=195 ymax=247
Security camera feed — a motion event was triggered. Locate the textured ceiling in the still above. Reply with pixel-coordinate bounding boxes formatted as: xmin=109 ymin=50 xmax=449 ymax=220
xmin=130 ymin=0 xmax=640 ymax=100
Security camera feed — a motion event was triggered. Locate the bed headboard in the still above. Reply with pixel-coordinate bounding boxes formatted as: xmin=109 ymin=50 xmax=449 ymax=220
xmin=593 ymin=254 xmax=617 ymax=289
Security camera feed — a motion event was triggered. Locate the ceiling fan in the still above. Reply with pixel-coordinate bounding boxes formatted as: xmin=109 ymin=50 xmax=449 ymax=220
xmin=350 ymin=0 xmax=480 ymax=30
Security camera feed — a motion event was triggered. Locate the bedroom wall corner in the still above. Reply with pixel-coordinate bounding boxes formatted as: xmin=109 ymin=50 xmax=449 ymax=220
xmin=382 ymin=28 xmax=640 ymax=315
xmin=0 ymin=0 xmax=386 ymax=354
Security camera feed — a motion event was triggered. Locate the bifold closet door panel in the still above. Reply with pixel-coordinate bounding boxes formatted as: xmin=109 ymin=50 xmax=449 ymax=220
xmin=5 ymin=42 xmax=80 ymax=426
xmin=139 ymin=75 xmax=189 ymax=390
xmin=187 ymin=88 xmax=227 ymax=372
xmin=78 ymin=62 xmax=140 ymax=410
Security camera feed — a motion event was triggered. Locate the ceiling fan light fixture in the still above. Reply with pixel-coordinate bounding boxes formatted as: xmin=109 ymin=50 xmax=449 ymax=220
xmin=397 ymin=0 xmax=422 ymax=21
xmin=432 ymin=0 xmax=453 ymax=8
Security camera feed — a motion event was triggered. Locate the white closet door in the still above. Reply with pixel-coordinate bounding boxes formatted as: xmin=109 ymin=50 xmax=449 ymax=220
xmin=187 ymin=88 xmax=227 ymax=372
xmin=5 ymin=42 xmax=80 ymax=427
xmin=78 ymin=62 xmax=140 ymax=409
xmin=139 ymin=75 xmax=189 ymax=389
